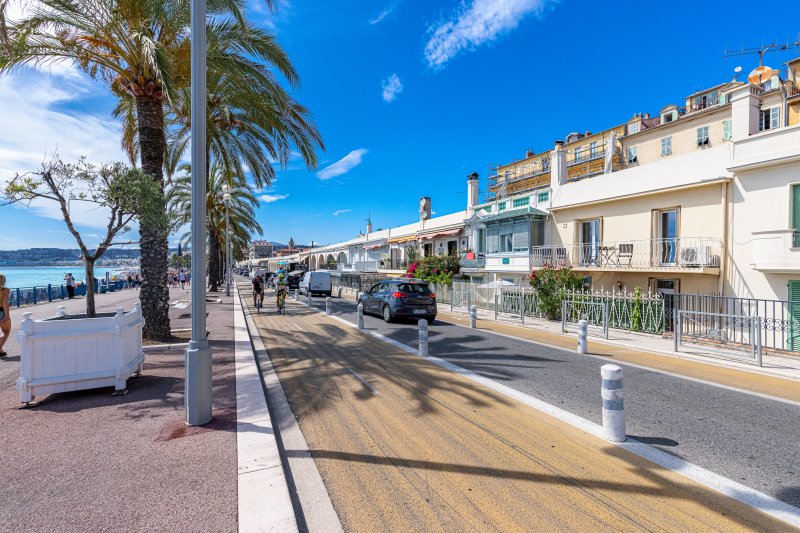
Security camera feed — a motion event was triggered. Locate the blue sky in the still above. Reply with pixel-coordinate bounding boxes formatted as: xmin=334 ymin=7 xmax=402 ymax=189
xmin=2 ymin=0 xmax=800 ymax=249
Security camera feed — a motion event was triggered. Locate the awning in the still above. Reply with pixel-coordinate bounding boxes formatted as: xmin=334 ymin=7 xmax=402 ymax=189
xmin=363 ymin=239 xmax=388 ymax=250
xmin=387 ymin=235 xmax=417 ymax=244
xmin=479 ymin=206 xmax=547 ymax=223
xmin=417 ymin=227 xmax=463 ymax=240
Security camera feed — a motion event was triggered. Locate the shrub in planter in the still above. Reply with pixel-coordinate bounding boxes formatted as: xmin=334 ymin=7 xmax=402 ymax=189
xmin=528 ymin=265 xmax=583 ymax=320
xmin=631 ymin=286 xmax=643 ymax=332
xmin=409 ymin=254 xmax=461 ymax=286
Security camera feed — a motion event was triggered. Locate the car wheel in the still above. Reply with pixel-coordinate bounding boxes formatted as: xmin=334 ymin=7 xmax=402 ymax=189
xmin=382 ymin=305 xmax=394 ymax=323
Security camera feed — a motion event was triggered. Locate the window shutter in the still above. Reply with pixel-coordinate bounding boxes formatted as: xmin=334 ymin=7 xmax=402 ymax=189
xmin=771 ymin=107 xmax=780 ymax=129
xmin=792 ymin=185 xmax=800 ymax=231
xmin=723 ymin=119 xmax=732 ymax=140
xmin=789 ymin=280 xmax=800 ymax=351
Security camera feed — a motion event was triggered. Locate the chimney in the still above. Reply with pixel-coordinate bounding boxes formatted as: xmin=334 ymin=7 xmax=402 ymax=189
xmin=730 ymin=84 xmax=762 ymax=141
xmin=525 ymin=149 xmax=534 ymax=158
xmin=551 ymin=140 xmax=567 ymax=187
xmin=466 ymin=172 xmax=479 ymax=215
xmin=644 ymin=112 xmax=650 ymax=119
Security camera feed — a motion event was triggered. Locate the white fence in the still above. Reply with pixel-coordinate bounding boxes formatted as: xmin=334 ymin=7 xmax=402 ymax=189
xmin=675 ymin=310 xmax=763 ymax=366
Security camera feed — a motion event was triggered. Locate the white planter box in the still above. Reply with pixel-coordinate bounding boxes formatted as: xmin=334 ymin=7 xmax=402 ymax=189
xmin=16 ymin=304 xmax=145 ymax=404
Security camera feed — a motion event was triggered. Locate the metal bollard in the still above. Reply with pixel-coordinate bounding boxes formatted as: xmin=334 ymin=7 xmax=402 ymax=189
xmin=467 ymin=291 xmax=472 ymax=316
xmin=470 ymin=305 xmax=477 ymax=329
xmin=294 ymin=289 xmax=299 ymax=301
xmin=418 ymin=319 xmax=428 ymax=357
xmin=577 ymin=319 xmax=588 ymax=354
xmin=520 ymin=294 xmax=525 ymax=324
xmin=601 ymin=365 xmax=626 ymax=442
xmin=357 ymin=303 xmax=364 ymax=329
xmin=326 ymin=297 xmax=331 ymax=315
xmin=494 ymin=294 xmax=499 ymax=320
xmin=56 ymin=305 xmax=67 ymax=317
xmin=307 ymin=291 xmax=311 ymax=306
xmin=338 ymin=287 xmax=342 ymax=298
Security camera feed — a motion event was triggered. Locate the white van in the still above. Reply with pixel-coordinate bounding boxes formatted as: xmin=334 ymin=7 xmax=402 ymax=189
xmin=299 ymin=271 xmax=332 ymax=297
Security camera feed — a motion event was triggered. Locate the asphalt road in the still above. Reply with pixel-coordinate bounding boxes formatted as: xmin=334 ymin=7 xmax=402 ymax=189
xmin=248 ymin=292 xmax=788 ymax=532
xmin=298 ymin=291 xmax=800 ymax=508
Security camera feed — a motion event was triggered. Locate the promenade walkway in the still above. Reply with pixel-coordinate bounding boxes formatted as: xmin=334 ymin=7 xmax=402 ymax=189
xmin=244 ymin=288 xmax=793 ymax=531
xmin=0 ymin=288 xmax=242 ymax=532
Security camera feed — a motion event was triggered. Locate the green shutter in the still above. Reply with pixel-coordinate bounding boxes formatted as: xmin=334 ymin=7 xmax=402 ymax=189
xmin=793 ymin=185 xmax=800 ymax=231
xmin=723 ymin=119 xmax=732 ymax=141
xmin=789 ymin=280 xmax=800 ymax=351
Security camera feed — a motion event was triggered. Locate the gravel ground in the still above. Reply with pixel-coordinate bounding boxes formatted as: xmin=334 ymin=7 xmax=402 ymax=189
xmin=306 ymin=294 xmax=800 ymax=508
xmin=0 ymin=291 xmax=237 ymax=532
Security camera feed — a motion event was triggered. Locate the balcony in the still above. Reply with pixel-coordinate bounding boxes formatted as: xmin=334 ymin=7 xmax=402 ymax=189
xmin=460 ymin=253 xmax=486 ymax=271
xmin=530 ymin=237 xmax=722 ymax=273
xmin=565 ymin=142 xmax=622 ymax=181
xmin=489 ymin=156 xmax=551 ymax=189
xmin=752 ymin=230 xmax=800 ymax=272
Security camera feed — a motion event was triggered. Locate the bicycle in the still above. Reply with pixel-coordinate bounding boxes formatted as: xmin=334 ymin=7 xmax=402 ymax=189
xmin=276 ymin=289 xmax=286 ymax=316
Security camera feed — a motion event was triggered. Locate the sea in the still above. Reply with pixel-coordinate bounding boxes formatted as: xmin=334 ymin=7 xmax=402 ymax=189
xmin=0 ymin=266 xmax=128 ymax=289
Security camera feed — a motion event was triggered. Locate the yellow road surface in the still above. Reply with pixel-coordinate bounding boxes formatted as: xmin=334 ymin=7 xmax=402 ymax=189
xmin=249 ymin=298 xmax=791 ymax=532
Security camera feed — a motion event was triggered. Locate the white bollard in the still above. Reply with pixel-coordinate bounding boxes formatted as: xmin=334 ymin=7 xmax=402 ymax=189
xmin=326 ymin=297 xmax=331 ymax=315
xmin=469 ymin=305 xmax=477 ymax=329
xmin=601 ymin=365 xmax=626 ymax=442
xmin=294 ymin=289 xmax=299 ymax=301
xmin=467 ymin=291 xmax=472 ymax=316
xmin=494 ymin=294 xmax=499 ymax=320
xmin=577 ymin=319 xmax=588 ymax=354
xmin=418 ymin=319 xmax=428 ymax=357
xmin=307 ymin=291 xmax=311 ymax=306
xmin=357 ymin=303 xmax=364 ymax=329
xmin=56 ymin=306 xmax=67 ymax=317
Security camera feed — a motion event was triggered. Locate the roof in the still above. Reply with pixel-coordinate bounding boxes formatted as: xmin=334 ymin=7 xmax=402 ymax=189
xmin=479 ymin=206 xmax=547 ymax=223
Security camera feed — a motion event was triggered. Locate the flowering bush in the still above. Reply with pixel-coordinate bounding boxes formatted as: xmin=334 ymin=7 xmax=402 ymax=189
xmin=408 ymin=254 xmax=461 ymax=286
xmin=528 ymin=265 xmax=583 ymax=320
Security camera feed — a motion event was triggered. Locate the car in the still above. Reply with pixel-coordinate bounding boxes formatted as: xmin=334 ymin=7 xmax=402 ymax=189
xmin=286 ymin=274 xmax=301 ymax=291
xmin=358 ymin=278 xmax=437 ymax=323
xmin=299 ymin=271 xmax=332 ymax=297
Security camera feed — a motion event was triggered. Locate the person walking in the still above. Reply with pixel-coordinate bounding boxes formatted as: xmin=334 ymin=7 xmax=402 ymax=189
xmin=179 ymin=270 xmax=186 ymax=289
xmin=0 ymin=274 xmax=10 ymax=357
xmin=65 ymin=273 xmax=75 ymax=299
xmin=134 ymin=273 xmax=141 ymax=290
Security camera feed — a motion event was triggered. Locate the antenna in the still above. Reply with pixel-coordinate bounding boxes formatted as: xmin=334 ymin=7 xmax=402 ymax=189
xmin=723 ymin=37 xmax=800 ymax=66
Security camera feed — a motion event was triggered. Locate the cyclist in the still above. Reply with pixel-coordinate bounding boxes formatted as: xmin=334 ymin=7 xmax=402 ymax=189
xmin=275 ymin=273 xmax=287 ymax=312
xmin=252 ymin=274 xmax=264 ymax=309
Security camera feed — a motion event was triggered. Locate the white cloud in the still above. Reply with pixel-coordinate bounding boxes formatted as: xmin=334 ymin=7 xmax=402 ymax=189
xmin=317 ymin=149 xmax=368 ymax=180
xmin=333 ymin=209 xmax=352 ymax=216
xmin=381 ymin=73 xmax=404 ymax=103
xmin=369 ymin=1 xmax=399 ymax=24
xmin=259 ymin=193 xmax=290 ymax=203
xmin=424 ymin=0 xmax=554 ymax=69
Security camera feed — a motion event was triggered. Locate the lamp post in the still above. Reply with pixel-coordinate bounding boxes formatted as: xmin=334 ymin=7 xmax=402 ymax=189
xmin=185 ymin=0 xmax=212 ymax=427
xmin=223 ymin=186 xmax=232 ymax=297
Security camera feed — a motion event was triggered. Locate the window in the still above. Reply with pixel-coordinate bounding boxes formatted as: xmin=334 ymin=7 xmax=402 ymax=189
xmin=573 ymin=148 xmax=583 ymax=163
xmin=661 ymin=136 xmax=672 ymax=156
xmin=627 ymin=146 xmax=638 ymax=163
xmin=663 ymin=113 xmax=674 ymax=123
xmin=628 ymin=123 xmax=640 ymax=135
xmin=481 ymin=205 xmax=492 ymax=212
xmin=486 ymin=218 xmax=531 ymax=254
xmin=722 ymin=119 xmax=732 ymax=141
xmin=498 ymin=202 xmax=507 ymax=211
xmin=657 ymin=209 xmax=678 ymax=265
xmin=759 ymin=107 xmax=780 ymax=131
xmin=589 ymin=141 xmax=599 ymax=159
xmin=499 ymin=223 xmax=513 ymax=253
xmin=477 ymin=228 xmax=486 ymax=253
xmin=761 ymin=77 xmax=775 ymax=91
xmin=696 ymin=126 xmax=709 ymax=146
xmin=579 ymin=219 xmax=601 ymax=265
xmin=537 ymin=191 xmax=549 ymax=203
xmin=513 ymin=197 xmax=530 ymax=208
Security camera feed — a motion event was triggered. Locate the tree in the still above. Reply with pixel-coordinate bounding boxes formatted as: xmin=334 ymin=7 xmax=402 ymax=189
xmin=0 ymin=0 xmax=275 ymax=340
xmin=2 ymin=155 xmax=166 ymax=317
xmin=528 ymin=265 xmax=584 ymax=320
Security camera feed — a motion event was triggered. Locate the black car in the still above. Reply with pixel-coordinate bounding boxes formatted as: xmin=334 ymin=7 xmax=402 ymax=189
xmin=358 ymin=278 xmax=437 ymax=323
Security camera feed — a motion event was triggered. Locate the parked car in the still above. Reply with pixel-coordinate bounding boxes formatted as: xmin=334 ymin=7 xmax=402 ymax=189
xmin=358 ymin=278 xmax=437 ymax=323
xmin=286 ymin=274 xmax=301 ymax=291
xmin=299 ymin=271 xmax=332 ymax=297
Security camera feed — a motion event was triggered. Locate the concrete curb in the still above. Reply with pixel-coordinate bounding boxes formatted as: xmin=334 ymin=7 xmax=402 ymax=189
xmin=142 ymin=342 xmax=190 ymax=352
xmin=232 ymin=287 xmax=298 ymax=533
xmin=238 ymin=287 xmax=344 ymax=533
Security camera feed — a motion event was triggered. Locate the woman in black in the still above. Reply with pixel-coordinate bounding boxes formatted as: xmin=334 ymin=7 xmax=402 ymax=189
xmin=252 ymin=276 xmax=264 ymax=308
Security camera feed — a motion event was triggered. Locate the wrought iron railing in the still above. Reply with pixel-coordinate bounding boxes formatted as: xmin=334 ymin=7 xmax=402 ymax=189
xmin=8 ymin=280 xmax=125 ymax=307
xmin=530 ymin=237 xmax=722 ymax=270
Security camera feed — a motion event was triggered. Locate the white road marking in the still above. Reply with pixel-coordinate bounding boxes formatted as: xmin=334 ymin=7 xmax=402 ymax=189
xmin=310 ymin=302 xmax=800 ymax=528
xmin=346 ymin=368 xmax=380 ymax=395
xmin=293 ymin=322 xmax=304 ymax=332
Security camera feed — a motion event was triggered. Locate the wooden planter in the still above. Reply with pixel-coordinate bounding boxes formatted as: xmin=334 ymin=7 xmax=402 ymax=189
xmin=16 ymin=304 xmax=145 ymax=404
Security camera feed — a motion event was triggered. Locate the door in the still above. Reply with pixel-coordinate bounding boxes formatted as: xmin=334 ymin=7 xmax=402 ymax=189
xmin=580 ymin=219 xmax=600 ymax=265
xmin=654 ymin=278 xmax=678 ymax=332
xmin=447 ymin=240 xmax=457 ymax=256
xmin=366 ymin=283 xmax=384 ymax=313
xmin=658 ymin=209 xmax=677 ymax=265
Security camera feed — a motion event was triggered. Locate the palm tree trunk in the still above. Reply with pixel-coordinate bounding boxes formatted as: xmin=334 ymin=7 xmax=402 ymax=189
xmin=208 ymin=226 xmax=221 ymax=291
xmin=136 ymin=95 xmax=171 ymax=341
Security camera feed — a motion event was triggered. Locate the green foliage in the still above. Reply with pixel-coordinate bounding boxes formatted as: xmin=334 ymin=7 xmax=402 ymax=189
xmin=631 ymin=286 xmax=643 ymax=332
xmin=408 ymin=254 xmax=461 ymax=287
xmin=528 ymin=265 xmax=584 ymax=320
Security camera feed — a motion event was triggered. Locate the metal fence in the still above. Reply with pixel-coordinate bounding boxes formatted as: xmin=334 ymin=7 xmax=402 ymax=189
xmin=671 ymin=293 xmax=800 ymax=352
xmin=676 ymin=310 xmax=762 ymax=365
xmin=8 ymin=280 xmax=126 ymax=307
xmin=561 ymin=299 xmax=609 ymax=338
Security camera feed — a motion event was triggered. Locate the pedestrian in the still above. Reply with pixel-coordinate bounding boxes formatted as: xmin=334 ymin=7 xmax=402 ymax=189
xmin=179 ymin=270 xmax=186 ymax=289
xmin=65 ymin=273 xmax=75 ymax=299
xmin=186 ymin=272 xmax=191 ymax=287
xmin=0 ymin=274 xmax=10 ymax=357
xmin=127 ymin=273 xmax=133 ymax=290
xmin=135 ymin=273 xmax=141 ymax=289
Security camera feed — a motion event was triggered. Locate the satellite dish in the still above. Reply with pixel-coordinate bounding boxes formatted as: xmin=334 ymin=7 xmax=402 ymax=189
xmin=748 ymin=65 xmax=774 ymax=84
xmin=421 ymin=211 xmax=429 ymax=219
xmin=734 ymin=66 xmax=742 ymax=73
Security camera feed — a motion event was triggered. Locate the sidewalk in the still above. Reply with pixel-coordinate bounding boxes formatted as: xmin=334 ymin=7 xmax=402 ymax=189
xmin=0 ymin=290 xmax=239 ymax=531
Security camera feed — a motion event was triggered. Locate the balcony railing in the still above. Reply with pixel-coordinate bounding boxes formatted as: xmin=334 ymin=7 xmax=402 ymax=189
xmin=568 ymin=143 xmax=607 ymax=166
xmin=789 ymin=82 xmax=800 ymax=98
xmin=489 ymin=156 xmax=551 ymax=188
xmin=530 ymin=238 xmax=722 ymax=271
xmin=460 ymin=253 xmax=486 ymax=270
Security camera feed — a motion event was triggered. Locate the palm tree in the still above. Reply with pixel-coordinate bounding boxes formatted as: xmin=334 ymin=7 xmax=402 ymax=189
xmin=169 ymin=161 xmax=262 ymax=289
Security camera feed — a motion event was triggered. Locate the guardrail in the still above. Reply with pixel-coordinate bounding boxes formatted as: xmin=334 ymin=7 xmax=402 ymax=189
xmin=9 ymin=280 xmax=126 ymax=307
xmin=531 ymin=237 xmax=722 ymax=270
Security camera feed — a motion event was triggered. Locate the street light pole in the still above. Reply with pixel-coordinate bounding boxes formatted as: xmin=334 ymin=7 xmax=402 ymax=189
xmin=185 ymin=0 xmax=212 ymax=427
xmin=223 ymin=187 xmax=231 ymax=297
